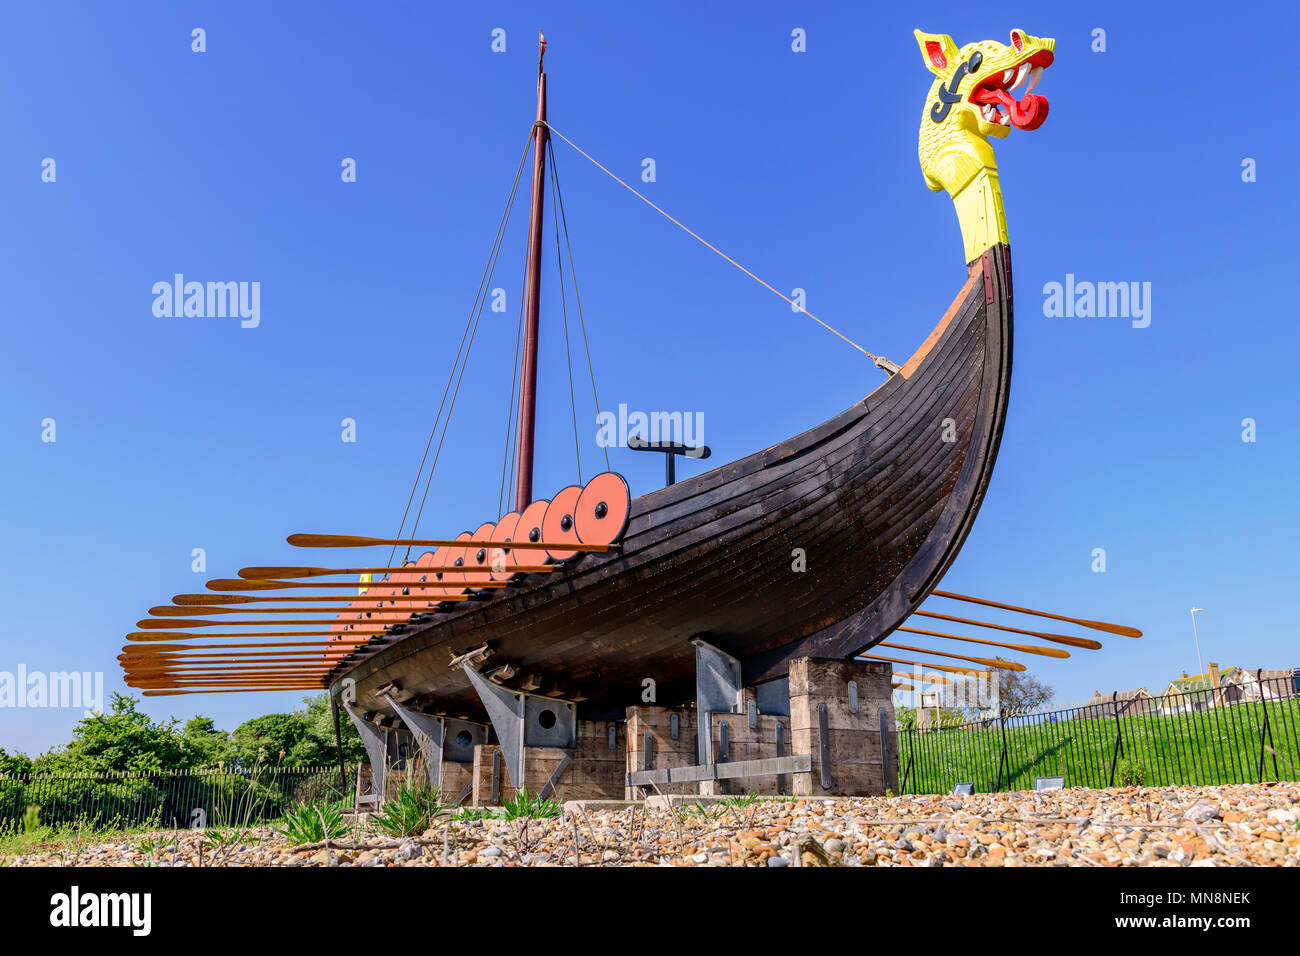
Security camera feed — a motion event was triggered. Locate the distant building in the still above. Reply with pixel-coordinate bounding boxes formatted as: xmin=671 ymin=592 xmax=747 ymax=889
xmin=1157 ymin=663 xmax=1299 ymax=713
xmin=1078 ymin=688 xmax=1155 ymax=720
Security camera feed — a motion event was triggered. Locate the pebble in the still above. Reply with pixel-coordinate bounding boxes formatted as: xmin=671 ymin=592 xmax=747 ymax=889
xmin=6 ymin=783 xmax=1298 ymax=868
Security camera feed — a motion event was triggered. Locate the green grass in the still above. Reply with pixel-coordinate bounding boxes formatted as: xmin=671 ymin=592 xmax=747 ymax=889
xmin=901 ymin=697 xmax=1300 ymax=794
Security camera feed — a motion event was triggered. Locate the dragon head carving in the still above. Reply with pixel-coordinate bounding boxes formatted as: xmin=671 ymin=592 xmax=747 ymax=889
xmin=915 ymin=28 xmax=1055 ymax=262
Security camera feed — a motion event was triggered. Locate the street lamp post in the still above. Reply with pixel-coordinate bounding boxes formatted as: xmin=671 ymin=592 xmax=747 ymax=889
xmin=1189 ymin=608 xmax=1205 ymax=677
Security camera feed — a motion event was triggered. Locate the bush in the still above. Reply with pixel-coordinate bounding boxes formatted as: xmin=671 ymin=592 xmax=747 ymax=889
xmin=278 ymin=801 xmax=349 ymax=845
xmin=369 ymin=784 xmax=448 ymax=838
xmin=501 ymin=787 xmax=560 ymax=821
xmin=1117 ymin=758 xmax=1146 ymax=787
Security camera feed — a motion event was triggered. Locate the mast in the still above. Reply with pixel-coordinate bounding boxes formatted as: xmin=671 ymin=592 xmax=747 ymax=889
xmin=513 ymin=32 xmax=549 ymax=512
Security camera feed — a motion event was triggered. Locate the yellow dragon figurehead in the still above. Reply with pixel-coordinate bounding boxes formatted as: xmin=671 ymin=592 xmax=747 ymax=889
xmin=915 ymin=28 xmax=1055 ymax=264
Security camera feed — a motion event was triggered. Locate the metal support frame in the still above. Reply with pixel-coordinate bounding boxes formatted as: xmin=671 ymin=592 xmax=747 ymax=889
xmin=692 ymin=638 xmax=743 ymax=764
xmin=386 ymin=695 xmax=446 ymax=790
xmin=461 ymin=662 xmax=577 ymax=789
xmin=344 ymin=704 xmax=389 ymax=804
xmin=538 ymin=752 xmax=574 ymax=800
xmin=817 ymin=702 xmax=833 ymax=790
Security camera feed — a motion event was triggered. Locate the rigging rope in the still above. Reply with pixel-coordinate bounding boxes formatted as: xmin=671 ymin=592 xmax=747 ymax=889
xmin=538 ymin=120 xmax=894 ymax=371
xmin=549 ymin=146 xmax=584 ymax=484
xmin=548 ymin=140 xmax=611 ymax=472
xmin=396 ymin=131 xmax=533 ymax=563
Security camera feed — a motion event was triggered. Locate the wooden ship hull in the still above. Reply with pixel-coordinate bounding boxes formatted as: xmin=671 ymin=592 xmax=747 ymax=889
xmin=338 ymin=244 xmax=1013 ymax=721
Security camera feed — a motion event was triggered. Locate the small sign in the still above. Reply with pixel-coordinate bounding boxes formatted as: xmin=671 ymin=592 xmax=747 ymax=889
xmin=951 ymin=782 xmax=975 ymax=795
xmin=1035 ymin=776 xmax=1065 ymax=791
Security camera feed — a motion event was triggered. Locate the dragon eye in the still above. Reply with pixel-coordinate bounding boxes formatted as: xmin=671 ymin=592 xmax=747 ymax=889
xmin=1011 ymin=30 xmax=1024 ymax=52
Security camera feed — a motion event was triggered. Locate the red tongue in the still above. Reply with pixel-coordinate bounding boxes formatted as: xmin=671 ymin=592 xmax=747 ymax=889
xmin=988 ymin=87 xmax=1049 ymax=130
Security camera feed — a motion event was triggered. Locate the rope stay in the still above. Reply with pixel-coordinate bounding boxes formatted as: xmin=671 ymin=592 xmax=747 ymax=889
xmin=549 ymin=140 xmax=611 ymax=473
xmin=537 ymin=120 xmax=896 ymax=373
xmin=549 ymin=143 xmax=584 ymax=484
xmin=394 ymin=130 xmax=534 ymax=565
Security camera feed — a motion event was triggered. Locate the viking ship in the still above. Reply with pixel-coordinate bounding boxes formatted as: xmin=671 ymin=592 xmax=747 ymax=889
xmin=125 ymin=31 xmax=1104 ymax=727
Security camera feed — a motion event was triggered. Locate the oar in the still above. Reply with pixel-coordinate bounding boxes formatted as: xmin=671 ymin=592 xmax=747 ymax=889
xmin=206 ymin=579 xmax=512 ymax=591
xmin=124 ymin=647 xmax=369 ymax=655
xmin=287 ymin=533 xmax=619 ymax=552
xmin=127 ymin=630 xmax=388 ymax=641
xmin=858 ymin=654 xmax=991 ymax=678
xmin=930 ymin=590 xmax=1142 ymax=638
xmin=122 ymin=647 xmax=356 ymax=660
xmin=173 ymin=593 xmax=470 ymax=606
xmin=238 ymin=565 xmax=556 ymax=580
xmin=137 ymin=618 xmax=413 ymax=630
xmin=143 ymin=688 xmax=323 ymax=696
xmin=878 ymin=641 xmax=1023 ymax=671
xmin=149 ymin=605 xmax=440 ymax=617
xmin=912 ymin=610 xmax=1103 ymax=650
xmin=897 ymin=625 xmax=1069 ymax=659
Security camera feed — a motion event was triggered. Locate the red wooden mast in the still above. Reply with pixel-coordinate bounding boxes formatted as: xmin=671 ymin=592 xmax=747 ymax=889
xmin=513 ymin=32 xmax=549 ymax=512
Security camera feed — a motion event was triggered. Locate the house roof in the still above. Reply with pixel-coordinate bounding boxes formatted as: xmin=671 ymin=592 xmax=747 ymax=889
xmin=1166 ymin=668 xmax=1241 ymax=694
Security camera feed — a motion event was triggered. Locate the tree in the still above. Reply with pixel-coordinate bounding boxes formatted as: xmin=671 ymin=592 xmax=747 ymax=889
xmin=995 ymin=663 xmax=1054 ymax=712
xmin=179 ymin=716 xmax=236 ymax=767
xmin=32 ymin=693 xmax=187 ymax=773
xmin=0 ymin=747 xmax=32 ymax=776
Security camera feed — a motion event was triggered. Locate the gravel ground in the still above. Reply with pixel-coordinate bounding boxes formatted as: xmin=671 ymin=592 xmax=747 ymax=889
xmin=6 ymin=783 xmax=1297 ymax=867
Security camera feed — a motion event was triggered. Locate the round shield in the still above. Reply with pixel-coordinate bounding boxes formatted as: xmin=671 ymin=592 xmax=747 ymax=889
xmin=575 ymin=471 xmax=631 ymax=546
xmin=517 ymin=498 xmax=551 ymax=565
xmin=439 ymin=531 xmax=475 ymax=594
xmin=489 ymin=511 xmax=521 ymax=581
xmin=541 ymin=485 xmax=584 ymax=561
xmin=466 ymin=521 xmax=498 ymax=590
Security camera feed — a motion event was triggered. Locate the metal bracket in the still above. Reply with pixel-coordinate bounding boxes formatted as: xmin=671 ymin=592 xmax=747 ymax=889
xmin=537 ymin=752 xmax=574 ymax=800
xmin=818 ymin=702 xmax=833 ymax=791
xmin=344 ymin=704 xmax=389 ymax=801
xmin=491 ymin=749 xmax=502 ymax=803
xmin=385 ymin=695 xmax=445 ymax=790
xmin=692 ymin=638 xmax=743 ymax=764
xmin=719 ymin=721 xmax=730 ymax=762
xmin=747 ymin=699 xmax=758 ymax=729
xmin=643 ymin=733 xmax=654 ymax=771
xmin=461 ymin=662 xmax=577 ymax=789
xmin=848 ymin=680 xmax=859 ymax=714
xmin=775 ymin=720 xmax=789 ymax=793
xmin=608 ymin=723 xmax=617 ymax=750
xmin=669 ymin=713 xmax=680 ymax=740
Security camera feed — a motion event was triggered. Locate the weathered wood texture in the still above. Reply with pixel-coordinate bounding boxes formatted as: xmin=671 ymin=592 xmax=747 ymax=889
xmin=470 ymin=721 xmax=625 ymax=805
xmin=789 ymin=657 xmax=897 ymax=797
xmin=336 ymin=245 xmax=1013 ymax=724
xmin=706 ymin=711 xmax=792 ymax=796
xmin=625 ymin=705 xmax=698 ymax=798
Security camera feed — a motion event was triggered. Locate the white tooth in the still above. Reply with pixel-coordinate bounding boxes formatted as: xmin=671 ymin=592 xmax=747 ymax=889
xmin=999 ymin=113 xmax=1010 ymax=125
xmin=1010 ymin=63 xmax=1030 ymax=92
xmin=1001 ymin=68 xmax=1014 ymax=85
xmin=1024 ymin=65 xmax=1043 ymax=96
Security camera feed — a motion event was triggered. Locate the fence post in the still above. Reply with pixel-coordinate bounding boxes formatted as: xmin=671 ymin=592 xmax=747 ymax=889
xmin=993 ymin=708 xmax=1009 ymax=791
xmin=1255 ymin=668 xmax=1277 ymax=783
xmin=899 ymin=727 xmax=914 ymax=794
xmin=1107 ymin=691 xmax=1124 ymax=787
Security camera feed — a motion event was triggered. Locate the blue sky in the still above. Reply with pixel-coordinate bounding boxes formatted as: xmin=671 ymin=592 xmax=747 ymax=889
xmin=2 ymin=2 xmax=1297 ymax=754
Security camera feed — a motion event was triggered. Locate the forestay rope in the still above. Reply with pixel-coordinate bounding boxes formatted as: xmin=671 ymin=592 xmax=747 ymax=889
xmin=536 ymin=120 xmax=899 ymax=374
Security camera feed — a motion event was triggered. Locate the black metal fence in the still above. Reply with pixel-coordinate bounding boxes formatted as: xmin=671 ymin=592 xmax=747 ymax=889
xmin=0 ymin=766 xmax=356 ymax=834
xmin=897 ymin=670 xmax=1300 ymax=794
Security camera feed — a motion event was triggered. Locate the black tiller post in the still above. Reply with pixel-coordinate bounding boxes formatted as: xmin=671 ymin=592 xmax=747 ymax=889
xmin=1108 ymin=691 xmax=1124 ymax=787
xmin=331 ymin=692 xmax=348 ymax=797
